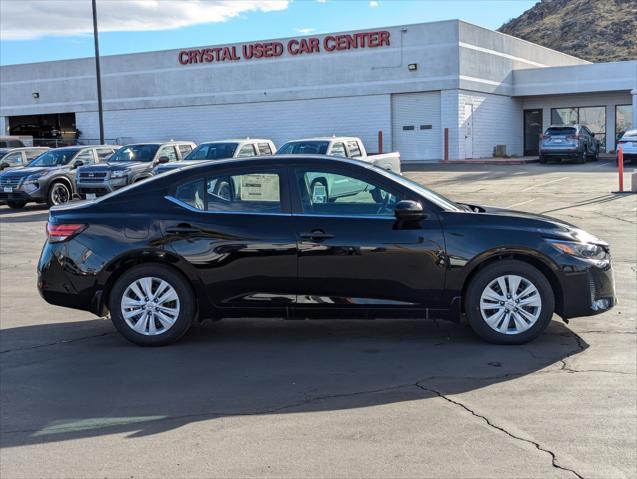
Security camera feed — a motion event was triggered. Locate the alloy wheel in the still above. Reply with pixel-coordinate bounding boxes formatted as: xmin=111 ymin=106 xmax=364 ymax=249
xmin=479 ymin=274 xmax=542 ymax=335
xmin=120 ymin=276 xmax=180 ymax=335
xmin=50 ymin=183 xmax=70 ymax=205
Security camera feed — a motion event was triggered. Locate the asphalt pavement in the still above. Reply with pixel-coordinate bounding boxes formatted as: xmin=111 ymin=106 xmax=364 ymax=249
xmin=0 ymin=160 xmax=635 ymax=478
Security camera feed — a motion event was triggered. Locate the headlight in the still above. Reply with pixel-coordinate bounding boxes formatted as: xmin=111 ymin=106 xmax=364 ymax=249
xmin=550 ymin=241 xmax=607 ymax=260
xmin=22 ymin=172 xmax=45 ymax=184
xmin=111 ymin=170 xmax=127 ymax=178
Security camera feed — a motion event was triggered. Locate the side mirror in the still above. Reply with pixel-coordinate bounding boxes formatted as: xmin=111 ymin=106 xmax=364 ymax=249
xmin=157 ymin=156 xmax=170 ymax=164
xmin=72 ymin=160 xmax=84 ymax=169
xmin=395 ymin=200 xmax=425 ymax=221
xmin=0 ymin=162 xmax=9 ymax=170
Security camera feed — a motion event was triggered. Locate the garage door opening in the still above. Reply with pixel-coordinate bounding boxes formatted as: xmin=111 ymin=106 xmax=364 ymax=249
xmin=8 ymin=113 xmax=77 ymax=147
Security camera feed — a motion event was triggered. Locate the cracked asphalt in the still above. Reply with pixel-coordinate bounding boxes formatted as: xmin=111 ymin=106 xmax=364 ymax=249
xmin=1 ymin=161 xmax=635 ymax=478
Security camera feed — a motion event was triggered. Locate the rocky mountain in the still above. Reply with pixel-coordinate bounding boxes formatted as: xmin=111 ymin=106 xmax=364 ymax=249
xmin=498 ymin=0 xmax=637 ymax=63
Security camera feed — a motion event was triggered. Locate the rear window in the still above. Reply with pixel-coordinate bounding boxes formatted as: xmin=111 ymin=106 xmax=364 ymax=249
xmin=545 ymin=127 xmax=576 ymax=136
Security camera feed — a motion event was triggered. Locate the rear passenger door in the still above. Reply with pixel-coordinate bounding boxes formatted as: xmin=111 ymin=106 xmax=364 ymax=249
xmin=161 ymin=165 xmax=298 ymax=312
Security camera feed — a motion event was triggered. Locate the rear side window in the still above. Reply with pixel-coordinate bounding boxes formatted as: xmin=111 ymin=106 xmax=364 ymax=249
xmin=545 ymin=127 xmax=576 ymax=136
xmin=26 ymin=149 xmax=45 ymax=160
xmin=257 ymin=143 xmax=272 ymax=155
xmin=96 ymin=148 xmax=114 ymax=160
xmin=75 ymin=149 xmax=96 ymax=165
xmin=346 ymin=140 xmax=362 ymax=158
xmin=172 ymin=170 xmax=282 ymax=214
xmin=2 ymin=151 xmax=24 ymax=166
xmin=178 ymin=144 xmax=193 ymax=157
xmin=330 ymin=142 xmax=347 ymax=157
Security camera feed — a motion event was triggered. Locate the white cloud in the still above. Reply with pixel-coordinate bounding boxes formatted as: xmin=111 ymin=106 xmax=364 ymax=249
xmin=0 ymin=0 xmax=290 ymax=40
xmin=295 ymin=28 xmax=315 ymax=35
xmin=369 ymin=1 xmax=380 ymax=7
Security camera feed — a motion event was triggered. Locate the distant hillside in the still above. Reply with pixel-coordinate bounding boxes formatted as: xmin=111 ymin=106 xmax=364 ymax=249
xmin=498 ymin=0 xmax=637 ymax=63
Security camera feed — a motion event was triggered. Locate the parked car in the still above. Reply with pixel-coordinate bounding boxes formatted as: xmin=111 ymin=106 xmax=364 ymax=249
xmin=0 ymin=145 xmax=119 ymax=209
xmin=539 ymin=125 xmax=600 ymax=164
xmin=616 ymin=129 xmax=637 ymax=164
xmin=76 ymin=141 xmax=196 ymax=199
xmin=0 ymin=147 xmax=49 ymax=170
xmin=0 ymin=136 xmax=31 ymax=148
xmin=38 ymin=155 xmax=615 ymax=346
xmin=277 ymin=136 xmax=401 ymax=173
xmin=153 ymin=139 xmax=276 ymax=176
xmin=10 ymin=123 xmax=61 ymax=138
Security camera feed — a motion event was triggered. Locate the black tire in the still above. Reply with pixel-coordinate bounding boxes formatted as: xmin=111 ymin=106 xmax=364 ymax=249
xmin=539 ymin=155 xmax=547 ymax=164
xmin=47 ymin=181 xmax=71 ymax=207
xmin=591 ymin=149 xmax=599 ymax=161
xmin=465 ymin=260 xmax=555 ymax=345
xmin=575 ymin=149 xmax=586 ymax=164
xmin=109 ymin=264 xmax=195 ymax=346
xmin=7 ymin=200 xmax=26 ymax=209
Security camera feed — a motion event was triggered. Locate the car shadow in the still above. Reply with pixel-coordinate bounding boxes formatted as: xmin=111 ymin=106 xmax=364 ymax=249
xmin=0 ymin=204 xmax=49 ymax=223
xmin=0 ymin=317 xmax=586 ymax=448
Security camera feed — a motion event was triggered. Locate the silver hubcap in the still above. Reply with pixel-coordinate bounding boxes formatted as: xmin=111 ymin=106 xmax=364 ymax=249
xmin=480 ymin=274 xmax=542 ymax=335
xmin=120 ymin=277 xmax=180 ymax=336
xmin=51 ymin=184 xmax=70 ymax=205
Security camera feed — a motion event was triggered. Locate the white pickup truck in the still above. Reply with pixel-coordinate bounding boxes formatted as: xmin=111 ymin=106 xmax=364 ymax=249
xmin=276 ymin=136 xmax=401 ymax=174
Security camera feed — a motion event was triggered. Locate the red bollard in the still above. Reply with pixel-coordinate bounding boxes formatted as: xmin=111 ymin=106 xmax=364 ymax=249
xmin=444 ymin=128 xmax=449 ymax=162
xmin=377 ymin=130 xmax=383 ymax=154
xmin=618 ymin=145 xmax=624 ymax=192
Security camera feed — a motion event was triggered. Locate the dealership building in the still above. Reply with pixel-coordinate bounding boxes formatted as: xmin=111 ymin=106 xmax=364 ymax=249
xmin=1 ymin=20 xmax=636 ymax=161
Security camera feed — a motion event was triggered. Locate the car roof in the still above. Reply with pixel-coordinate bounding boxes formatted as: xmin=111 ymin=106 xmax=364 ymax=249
xmin=282 ymin=137 xmax=357 ymax=143
xmin=0 ymin=146 xmax=48 ymax=152
xmin=547 ymin=125 xmax=581 ymax=129
xmin=199 ymin=139 xmax=273 ymax=144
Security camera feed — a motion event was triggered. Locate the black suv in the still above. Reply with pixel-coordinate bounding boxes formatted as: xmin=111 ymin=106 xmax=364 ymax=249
xmin=76 ymin=142 xmax=195 ymax=199
xmin=0 ymin=145 xmax=118 ymax=208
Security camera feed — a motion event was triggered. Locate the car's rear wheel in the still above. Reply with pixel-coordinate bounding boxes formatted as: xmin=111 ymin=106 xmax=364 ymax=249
xmin=109 ymin=264 xmax=194 ymax=346
xmin=7 ymin=200 xmax=26 ymax=209
xmin=47 ymin=181 xmax=71 ymax=207
xmin=576 ymin=149 xmax=586 ymax=164
xmin=539 ymin=155 xmax=547 ymax=164
xmin=465 ymin=260 xmax=554 ymax=344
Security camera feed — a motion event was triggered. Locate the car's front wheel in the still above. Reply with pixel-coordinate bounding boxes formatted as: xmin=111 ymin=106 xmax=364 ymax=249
xmin=109 ymin=264 xmax=195 ymax=346
xmin=47 ymin=181 xmax=71 ymax=207
xmin=465 ymin=260 xmax=555 ymax=344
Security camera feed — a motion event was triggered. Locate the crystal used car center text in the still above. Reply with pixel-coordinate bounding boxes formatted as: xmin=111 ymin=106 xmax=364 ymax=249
xmin=1 ymin=20 xmax=635 ymax=160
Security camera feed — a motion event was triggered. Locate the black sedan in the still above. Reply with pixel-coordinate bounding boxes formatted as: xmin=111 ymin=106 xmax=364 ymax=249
xmin=37 ymin=156 xmax=616 ymax=346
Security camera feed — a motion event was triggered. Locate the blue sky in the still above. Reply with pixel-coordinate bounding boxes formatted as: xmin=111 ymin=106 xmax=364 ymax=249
xmin=0 ymin=0 xmax=537 ymax=66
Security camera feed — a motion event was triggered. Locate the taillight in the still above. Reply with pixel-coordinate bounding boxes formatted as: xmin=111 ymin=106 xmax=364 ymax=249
xmin=46 ymin=223 xmax=86 ymax=242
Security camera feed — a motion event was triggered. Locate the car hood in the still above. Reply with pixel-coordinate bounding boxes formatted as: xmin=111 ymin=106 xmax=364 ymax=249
xmin=158 ymin=160 xmax=210 ymax=169
xmin=465 ymin=203 xmax=606 ymax=245
xmin=81 ymin=161 xmax=149 ymax=171
xmin=1 ymin=166 xmax=62 ymax=178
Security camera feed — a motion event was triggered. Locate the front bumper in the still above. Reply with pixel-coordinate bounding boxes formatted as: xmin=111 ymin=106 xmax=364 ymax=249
xmin=77 ymin=178 xmax=127 ymax=198
xmin=0 ymin=184 xmax=46 ymax=203
xmin=560 ymin=258 xmax=616 ymax=319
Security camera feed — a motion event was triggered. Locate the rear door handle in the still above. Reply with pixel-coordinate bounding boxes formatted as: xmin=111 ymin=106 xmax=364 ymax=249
xmin=300 ymin=229 xmax=334 ymax=241
xmin=165 ymin=224 xmax=200 ymax=234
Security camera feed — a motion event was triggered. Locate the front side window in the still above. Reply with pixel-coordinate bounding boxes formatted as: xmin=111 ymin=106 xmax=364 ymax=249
xmin=74 ymin=149 xmax=96 ymax=165
xmin=1 ymin=151 xmax=24 ymax=166
xmin=158 ymin=146 xmax=178 ymax=162
xmin=295 ymin=169 xmax=402 ymax=217
xmin=173 ymin=170 xmax=282 ymax=214
xmin=330 ymin=142 xmax=347 ymax=157
xmin=237 ymin=144 xmax=256 ymax=157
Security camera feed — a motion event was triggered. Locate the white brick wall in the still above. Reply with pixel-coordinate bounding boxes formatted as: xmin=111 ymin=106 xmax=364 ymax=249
xmin=456 ymin=90 xmax=523 ymax=158
xmin=76 ymin=95 xmax=392 ymax=151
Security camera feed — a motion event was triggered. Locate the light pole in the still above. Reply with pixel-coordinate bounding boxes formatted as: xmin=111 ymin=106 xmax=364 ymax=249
xmin=92 ymin=0 xmax=105 ymax=144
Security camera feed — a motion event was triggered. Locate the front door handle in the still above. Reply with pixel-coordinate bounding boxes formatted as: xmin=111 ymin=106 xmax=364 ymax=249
xmin=165 ymin=224 xmax=200 ymax=234
xmin=300 ymin=229 xmax=334 ymax=241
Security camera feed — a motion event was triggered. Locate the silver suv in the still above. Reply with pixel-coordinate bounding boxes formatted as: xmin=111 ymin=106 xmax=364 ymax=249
xmin=539 ymin=124 xmax=600 ymax=164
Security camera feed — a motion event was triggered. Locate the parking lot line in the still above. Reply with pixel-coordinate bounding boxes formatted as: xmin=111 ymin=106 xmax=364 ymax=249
xmin=506 ymin=198 xmax=535 ymax=209
xmin=520 ymin=176 xmax=569 ymax=192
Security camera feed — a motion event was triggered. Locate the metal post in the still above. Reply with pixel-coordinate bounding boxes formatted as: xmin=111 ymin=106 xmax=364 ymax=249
xmin=618 ymin=146 xmax=624 ymax=193
xmin=444 ymin=128 xmax=449 ymax=161
xmin=92 ymin=0 xmax=105 ymax=144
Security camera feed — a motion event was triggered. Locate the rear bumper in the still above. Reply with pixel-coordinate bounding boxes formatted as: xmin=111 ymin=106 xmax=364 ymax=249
xmin=539 ymin=148 xmax=582 ymax=158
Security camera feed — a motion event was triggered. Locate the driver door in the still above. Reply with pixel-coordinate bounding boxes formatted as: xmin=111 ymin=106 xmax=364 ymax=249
xmin=290 ymin=165 xmax=446 ymax=318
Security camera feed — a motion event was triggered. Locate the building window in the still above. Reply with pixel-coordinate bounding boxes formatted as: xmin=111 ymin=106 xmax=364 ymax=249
xmin=551 ymin=106 xmax=607 ymax=151
xmin=615 ymin=105 xmax=633 ymax=142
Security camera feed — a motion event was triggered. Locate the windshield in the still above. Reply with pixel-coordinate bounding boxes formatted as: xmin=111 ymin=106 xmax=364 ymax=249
xmin=109 ymin=144 xmax=159 ymax=162
xmin=382 ymin=169 xmax=461 ymax=211
xmin=0 ymin=140 xmax=24 ymax=148
xmin=278 ymin=141 xmax=330 ymax=155
xmin=185 ymin=143 xmax=238 ymax=161
xmin=28 ymin=149 xmax=77 ymax=167
xmin=620 ymin=129 xmax=637 ymax=140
